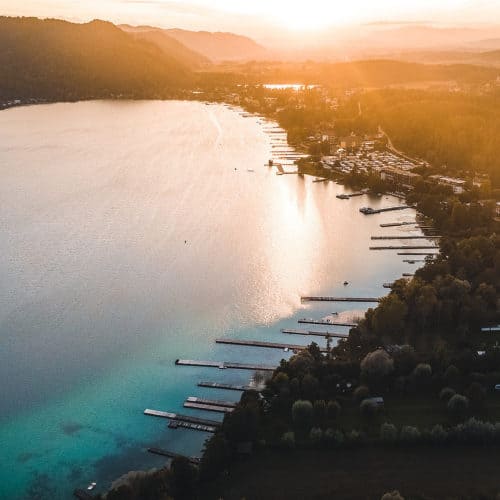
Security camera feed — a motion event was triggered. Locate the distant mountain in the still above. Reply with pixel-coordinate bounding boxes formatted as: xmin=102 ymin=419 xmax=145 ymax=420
xmin=165 ymin=29 xmax=270 ymax=62
xmin=0 ymin=17 xmax=193 ymax=101
xmin=120 ymin=24 xmax=209 ymax=68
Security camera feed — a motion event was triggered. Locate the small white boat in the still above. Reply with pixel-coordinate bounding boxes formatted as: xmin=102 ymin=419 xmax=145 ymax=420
xmin=87 ymin=482 xmax=97 ymax=491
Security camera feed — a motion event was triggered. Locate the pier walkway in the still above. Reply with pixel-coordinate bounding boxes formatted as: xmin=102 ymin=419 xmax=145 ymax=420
xmin=370 ymin=246 xmax=439 ymax=250
xmin=301 ymin=296 xmax=380 ymax=303
xmin=282 ymin=329 xmax=349 ymax=339
xmin=175 ymin=359 xmax=276 ymax=371
xmin=198 ymin=381 xmax=251 ymax=391
xmin=215 ymin=338 xmax=327 ymax=352
xmin=147 ymin=448 xmax=201 ymax=465
xmin=298 ymin=318 xmax=356 ymax=327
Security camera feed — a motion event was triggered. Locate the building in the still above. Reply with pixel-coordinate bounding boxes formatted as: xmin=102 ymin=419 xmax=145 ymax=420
xmin=339 ymin=135 xmax=362 ymax=149
xmin=429 ymin=175 xmax=466 ymax=194
xmin=381 ymin=166 xmax=422 ymax=187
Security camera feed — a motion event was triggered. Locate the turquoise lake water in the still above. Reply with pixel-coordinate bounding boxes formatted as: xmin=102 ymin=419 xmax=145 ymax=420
xmin=0 ymin=100 xmax=432 ymax=499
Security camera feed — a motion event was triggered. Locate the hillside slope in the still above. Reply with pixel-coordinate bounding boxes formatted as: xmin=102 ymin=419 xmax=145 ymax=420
xmin=166 ymin=28 xmax=270 ymax=62
xmin=0 ymin=17 xmax=193 ymax=101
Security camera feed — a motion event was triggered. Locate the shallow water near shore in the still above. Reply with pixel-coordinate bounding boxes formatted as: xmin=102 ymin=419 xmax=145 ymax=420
xmin=0 ymin=100 xmax=432 ymax=499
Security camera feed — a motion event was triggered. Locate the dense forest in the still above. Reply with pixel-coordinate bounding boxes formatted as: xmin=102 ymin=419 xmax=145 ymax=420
xmin=0 ymin=17 xmax=194 ymax=101
xmin=357 ymin=89 xmax=500 ymax=187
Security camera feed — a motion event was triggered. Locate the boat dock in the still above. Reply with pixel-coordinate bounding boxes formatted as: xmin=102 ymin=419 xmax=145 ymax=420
xmin=282 ymin=329 xmax=349 ymax=339
xmin=360 ymin=205 xmax=411 ymax=215
xmin=198 ymin=381 xmax=251 ymax=391
xmin=298 ymin=319 xmax=356 ymax=327
xmin=336 ymin=191 xmax=365 ymax=199
xmin=168 ymin=420 xmax=217 ymax=433
xmin=380 ymin=221 xmax=417 ymax=227
xmin=186 ymin=396 xmax=237 ymax=408
xmin=371 ymin=235 xmax=441 ymax=240
xmin=175 ymin=359 xmax=276 ymax=371
xmin=215 ymin=338 xmax=327 ymax=352
xmin=397 ymin=252 xmax=437 ymax=256
xmin=183 ymin=401 xmax=234 ymax=414
xmin=301 ymin=296 xmax=380 ymax=303
xmin=147 ymin=448 xmax=201 ymax=465
xmin=370 ymin=246 xmax=439 ymax=250
xmin=144 ymin=409 xmax=221 ymax=428
xmin=403 ymin=259 xmax=425 ymax=263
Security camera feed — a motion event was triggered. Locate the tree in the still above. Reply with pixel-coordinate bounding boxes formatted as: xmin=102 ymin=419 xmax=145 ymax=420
xmin=413 ymin=363 xmax=432 ymax=389
xmin=326 ymin=400 xmax=341 ymax=421
xmin=439 ymin=387 xmax=456 ymax=402
xmin=381 ymin=491 xmax=405 ymax=500
xmin=361 ymin=349 xmax=394 ymax=381
xmin=353 ymin=385 xmax=370 ymax=403
xmin=466 ymin=382 xmax=486 ymax=411
xmin=170 ymin=457 xmax=198 ymax=500
xmin=380 ymin=422 xmax=398 ymax=444
xmin=447 ymin=394 xmax=469 ymax=421
xmin=292 ymin=400 xmax=314 ymax=431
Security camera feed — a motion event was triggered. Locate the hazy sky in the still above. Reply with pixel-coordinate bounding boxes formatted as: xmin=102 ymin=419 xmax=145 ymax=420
xmin=1 ymin=0 xmax=499 ymax=37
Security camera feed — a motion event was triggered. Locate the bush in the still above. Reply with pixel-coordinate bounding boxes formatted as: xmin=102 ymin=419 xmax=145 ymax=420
xmin=361 ymin=349 xmax=394 ymax=379
xmin=381 ymin=491 xmax=404 ymax=500
xmin=429 ymin=424 xmax=448 ymax=444
xmin=353 ymin=385 xmax=370 ymax=403
xmin=314 ymin=400 xmax=326 ymax=422
xmin=309 ymin=427 xmax=323 ymax=445
xmin=400 ymin=425 xmax=421 ymax=443
xmin=380 ymin=422 xmax=398 ymax=444
xmin=360 ymin=399 xmax=379 ymax=420
xmin=444 ymin=364 xmax=460 ymax=387
xmin=466 ymin=382 xmax=486 ymax=409
xmin=413 ymin=363 xmax=432 ymax=383
xmin=326 ymin=400 xmax=341 ymax=420
xmin=292 ymin=400 xmax=313 ymax=430
xmin=439 ymin=387 xmax=456 ymax=402
xmin=324 ymin=428 xmax=344 ymax=447
xmin=447 ymin=394 xmax=469 ymax=420
xmin=452 ymin=418 xmax=495 ymax=444
xmin=281 ymin=431 xmax=295 ymax=449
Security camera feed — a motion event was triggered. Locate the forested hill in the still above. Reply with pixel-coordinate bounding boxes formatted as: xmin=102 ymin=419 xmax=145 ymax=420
xmin=0 ymin=17 xmax=194 ymax=101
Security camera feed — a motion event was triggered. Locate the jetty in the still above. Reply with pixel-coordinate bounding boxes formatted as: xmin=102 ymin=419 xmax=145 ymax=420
xmin=215 ymin=338 xmax=327 ymax=352
xmin=198 ymin=381 xmax=251 ymax=391
xmin=336 ymin=191 xmax=366 ymax=199
xmin=371 ymin=235 xmax=441 ymax=240
xmin=147 ymin=448 xmax=200 ymax=465
xmin=183 ymin=401 xmax=234 ymax=414
xmin=370 ymin=246 xmax=439 ymax=250
xmin=168 ymin=420 xmax=217 ymax=433
xmin=186 ymin=396 xmax=236 ymax=408
xmin=397 ymin=252 xmax=438 ymax=256
xmin=144 ymin=409 xmax=221 ymax=429
xmin=360 ymin=205 xmax=411 ymax=215
xmin=298 ymin=318 xmax=356 ymax=327
xmin=282 ymin=328 xmax=349 ymax=339
xmin=380 ymin=221 xmax=417 ymax=227
xmin=301 ymin=296 xmax=380 ymax=303
xmin=175 ymin=359 xmax=276 ymax=371
xmin=403 ymin=259 xmax=425 ymax=263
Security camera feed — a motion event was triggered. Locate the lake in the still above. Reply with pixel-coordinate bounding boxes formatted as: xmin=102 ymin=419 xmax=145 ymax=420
xmin=0 ymin=100 xmax=431 ymax=499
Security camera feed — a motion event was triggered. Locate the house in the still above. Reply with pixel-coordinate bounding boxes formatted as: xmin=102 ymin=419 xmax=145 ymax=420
xmin=429 ymin=175 xmax=466 ymax=194
xmin=381 ymin=166 xmax=422 ymax=187
xmin=339 ymin=135 xmax=362 ymax=149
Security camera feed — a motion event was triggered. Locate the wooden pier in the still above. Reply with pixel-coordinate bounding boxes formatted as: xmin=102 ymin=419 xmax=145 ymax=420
xmin=370 ymin=246 xmax=439 ymax=250
xmin=371 ymin=235 xmax=441 ymax=240
xmin=198 ymin=381 xmax=251 ymax=391
xmin=144 ymin=409 xmax=221 ymax=428
xmin=215 ymin=338 xmax=327 ymax=352
xmin=336 ymin=191 xmax=365 ymax=199
xmin=184 ymin=401 xmax=234 ymax=413
xmin=360 ymin=205 xmax=411 ymax=215
xmin=282 ymin=328 xmax=349 ymax=339
xmin=380 ymin=221 xmax=416 ymax=227
xmin=397 ymin=252 xmax=438 ymax=256
xmin=168 ymin=420 xmax=217 ymax=433
xmin=301 ymin=296 xmax=380 ymax=303
xmin=186 ymin=396 xmax=237 ymax=408
xmin=298 ymin=318 xmax=356 ymax=327
xmin=403 ymin=259 xmax=425 ymax=263
xmin=175 ymin=359 xmax=276 ymax=371
xmin=147 ymin=448 xmax=201 ymax=465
